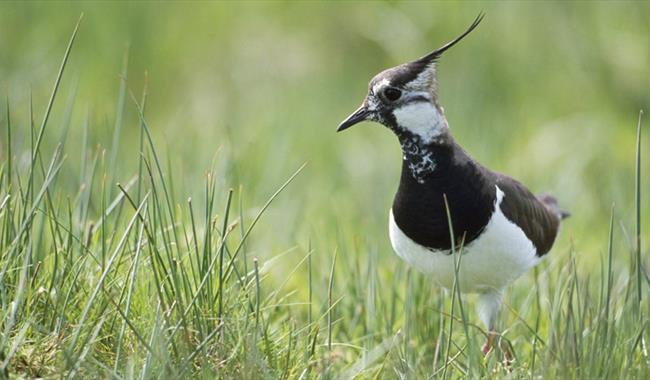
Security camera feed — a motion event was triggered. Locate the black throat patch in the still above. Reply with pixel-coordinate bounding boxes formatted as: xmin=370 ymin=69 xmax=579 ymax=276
xmin=392 ymin=128 xmax=451 ymax=184
xmin=399 ymin=135 xmax=436 ymax=184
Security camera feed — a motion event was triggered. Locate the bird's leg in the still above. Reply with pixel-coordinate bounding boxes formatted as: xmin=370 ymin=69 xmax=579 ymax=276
xmin=499 ymin=337 xmax=513 ymax=365
xmin=480 ymin=299 xmax=515 ymax=369
xmin=477 ymin=291 xmax=503 ymax=357
xmin=481 ymin=331 xmax=495 ymax=356
xmin=482 ymin=331 xmax=515 ymax=371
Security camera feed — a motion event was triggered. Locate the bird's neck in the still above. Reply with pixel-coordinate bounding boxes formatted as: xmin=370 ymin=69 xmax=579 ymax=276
xmin=389 ymin=101 xmax=453 ymax=182
xmin=393 ymin=126 xmax=453 ymax=184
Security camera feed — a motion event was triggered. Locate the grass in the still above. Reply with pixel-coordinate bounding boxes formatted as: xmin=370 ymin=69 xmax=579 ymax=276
xmin=1 ymin=4 xmax=649 ymax=379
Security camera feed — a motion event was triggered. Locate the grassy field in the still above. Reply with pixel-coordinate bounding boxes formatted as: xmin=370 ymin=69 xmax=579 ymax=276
xmin=1 ymin=2 xmax=649 ymax=378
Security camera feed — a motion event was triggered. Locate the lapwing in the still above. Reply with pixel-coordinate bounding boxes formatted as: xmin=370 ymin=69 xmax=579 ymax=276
xmin=337 ymin=14 xmax=568 ymax=358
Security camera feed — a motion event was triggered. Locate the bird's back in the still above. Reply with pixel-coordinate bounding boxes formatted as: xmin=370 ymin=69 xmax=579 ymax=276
xmin=495 ymin=174 xmax=564 ymax=256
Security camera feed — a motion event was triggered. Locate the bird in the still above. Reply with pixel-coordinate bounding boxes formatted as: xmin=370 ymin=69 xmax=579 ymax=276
xmin=337 ymin=14 xmax=568 ymax=360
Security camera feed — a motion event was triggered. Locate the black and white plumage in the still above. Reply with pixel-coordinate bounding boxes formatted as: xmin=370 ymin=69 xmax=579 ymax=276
xmin=337 ymin=14 xmax=567 ymax=356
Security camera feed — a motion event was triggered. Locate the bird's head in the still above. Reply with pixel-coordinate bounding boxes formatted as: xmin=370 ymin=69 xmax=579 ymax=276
xmin=337 ymin=14 xmax=484 ymax=145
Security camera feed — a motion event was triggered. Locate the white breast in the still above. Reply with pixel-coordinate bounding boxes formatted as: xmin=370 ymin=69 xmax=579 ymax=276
xmin=388 ymin=186 xmax=541 ymax=293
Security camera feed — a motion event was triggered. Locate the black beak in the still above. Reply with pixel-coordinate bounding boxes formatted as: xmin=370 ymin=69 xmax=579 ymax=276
xmin=337 ymin=104 xmax=370 ymax=132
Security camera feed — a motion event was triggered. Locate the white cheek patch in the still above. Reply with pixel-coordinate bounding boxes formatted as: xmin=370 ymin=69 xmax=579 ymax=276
xmin=392 ymin=102 xmax=446 ymax=142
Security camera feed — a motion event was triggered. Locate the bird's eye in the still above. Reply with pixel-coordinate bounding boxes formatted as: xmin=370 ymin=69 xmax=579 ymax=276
xmin=381 ymin=87 xmax=402 ymax=102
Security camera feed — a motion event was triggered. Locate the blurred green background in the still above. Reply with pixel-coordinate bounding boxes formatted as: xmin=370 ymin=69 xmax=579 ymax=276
xmin=1 ymin=1 xmax=648 ymax=275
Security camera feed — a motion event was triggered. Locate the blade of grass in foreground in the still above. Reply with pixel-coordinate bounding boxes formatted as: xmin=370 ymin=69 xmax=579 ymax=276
xmin=446 ymin=196 xmax=479 ymax=376
xmin=29 ymin=14 xmax=82 ymax=191
xmin=326 ymin=247 xmax=337 ymax=376
xmin=218 ymin=189 xmax=234 ymax=325
xmin=113 ymin=209 xmax=147 ymax=371
xmin=634 ymin=110 xmax=643 ymax=316
xmin=5 ymin=98 xmax=11 ymax=192
xmin=107 ymin=47 xmax=130 ymax=197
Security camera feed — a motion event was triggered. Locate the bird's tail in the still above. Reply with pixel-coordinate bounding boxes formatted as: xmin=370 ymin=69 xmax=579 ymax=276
xmin=537 ymin=193 xmax=571 ymax=220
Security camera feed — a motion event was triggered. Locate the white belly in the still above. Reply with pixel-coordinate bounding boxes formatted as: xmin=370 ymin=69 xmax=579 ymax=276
xmin=388 ymin=186 xmax=541 ymax=293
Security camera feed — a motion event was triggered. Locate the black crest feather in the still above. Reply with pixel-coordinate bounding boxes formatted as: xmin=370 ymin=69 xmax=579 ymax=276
xmin=417 ymin=13 xmax=485 ymax=64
